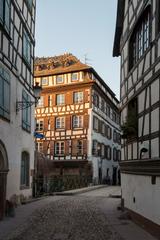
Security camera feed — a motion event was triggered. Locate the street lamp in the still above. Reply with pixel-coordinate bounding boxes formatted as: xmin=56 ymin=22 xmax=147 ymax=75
xmin=16 ymin=83 xmax=42 ymax=112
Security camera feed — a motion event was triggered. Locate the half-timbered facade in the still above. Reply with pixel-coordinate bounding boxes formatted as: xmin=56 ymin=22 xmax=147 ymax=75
xmin=34 ymin=54 xmax=121 ymax=185
xmin=113 ymin=0 xmax=160 ymax=233
xmin=0 ymin=0 xmax=36 ymax=219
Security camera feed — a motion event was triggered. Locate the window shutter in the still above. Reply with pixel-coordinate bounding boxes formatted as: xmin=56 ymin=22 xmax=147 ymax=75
xmin=43 ymin=141 xmax=48 ymax=155
xmin=44 ymin=95 xmax=48 ymax=107
xmin=92 ymin=140 xmax=96 ymax=155
xmin=65 ymin=140 xmax=70 ymax=156
xmin=50 ymin=117 xmax=55 ymax=130
xmin=105 ymin=145 xmax=108 ymax=159
xmin=66 ymin=116 xmax=71 ymax=130
xmin=105 ymin=124 xmax=108 ymax=138
xmin=84 ymin=114 xmax=89 ymax=129
xmin=72 ymin=139 xmax=77 ymax=155
xmin=98 ymin=120 xmax=102 ymax=133
xmin=66 ymin=92 xmax=72 ymax=105
xmin=50 ymin=141 xmax=54 ymax=156
xmin=52 ymin=94 xmax=56 ymax=106
xmin=84 ymin=90 xmax=89 ymax=103
xmin=83 ymin=139 xmax=87 ymax=155
xmin=44 ymin=117 xmax=48 ymax=131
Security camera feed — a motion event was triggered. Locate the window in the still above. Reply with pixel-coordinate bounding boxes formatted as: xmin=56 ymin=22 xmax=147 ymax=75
xmin=129 ymin=9 xmax=150 ymax=70
xmin=56 ymin=75 xmax=63 ymax=84
xmin=73 ymin=115 xmax=83 ymax=128
xmin=106 ymin=146 xmax=111 ymax=160
xmin=106 ymin=105 xmax=110 ymax=117
xmin=55 ymin=141 xmax=64 ymax=155
xmin=41 ymin=78 xmax=48 ymax=85
xmin=92 ymin=140 xmax=98 ymax=156
xmin=77 ymin=140 xmax=83 ymax=155
xmin=156 ymin=0 xmax=160 ymax=33
xmin=107 ymin=126 xmax=112 ymax=140
xmin=37 ymin=96 xmax=44 ymax=107
xmin=101 ymin=144 xmax=105 ymax=158
xmin=36 ymin=142 xmax=43 ymax=152
xmin=20 ymin=152 xmax=29 ymax=187
xmin=113 ymin=130 xmax=117 ymax=143
xmin=73 ymin=92 xmax=83 ymax=103
xmin=93 ymin=94 xmax=99 ymax=107
xmin=0 ymin=65 xmax=10 ymax=120
xmin=22 ymin=90 xmax=31 ymax=132
xmin=117 ymin=133 xmax=121 ymax=145
xmin=36 ymin=119 xmax=43 ymax=131
xmin=113 ymin=148 xmax=117 ymax=161
xmin=26 ymin=0 xmax=32 ymax=10
xmin=71 ymin=72 xmax=78 ymax=81
xmin=101 ymin=122 xmax=105 ymax=135
xmin=112 ymin=111 xmax=116 ymax=122
xmin=0 ymin=0 xmax=10 ymax=33
xmin=56 ymin=117 xmax=65 ymax=129
xmin=23 ymin=30 xmax=31 ymax=65
xmin=56 ymin=94 xmax=65 ymax=105
xmin=93 ymin=116 xmax=99 ymax=131
xmin=101 ymin=99 xmax=105 ymax=112
xmin=117 ymin=150 xmax=121 ymax=161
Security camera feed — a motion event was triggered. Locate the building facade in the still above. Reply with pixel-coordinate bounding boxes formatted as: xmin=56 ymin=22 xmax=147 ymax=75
xmin=0 ymin=0 xmax=36 ymax=219
xmin=34 ymin=54 xmax=121 ymax=185
xmin=113 ymin=0 xmax=160 ymax=233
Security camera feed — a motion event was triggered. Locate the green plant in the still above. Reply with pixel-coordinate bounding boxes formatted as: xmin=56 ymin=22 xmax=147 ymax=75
xmin=121 ymin=113 xmax=138 ymax=139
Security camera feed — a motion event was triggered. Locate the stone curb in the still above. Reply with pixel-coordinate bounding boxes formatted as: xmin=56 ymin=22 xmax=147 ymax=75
xmin=54 ymin=185 xmax=108 ymax=196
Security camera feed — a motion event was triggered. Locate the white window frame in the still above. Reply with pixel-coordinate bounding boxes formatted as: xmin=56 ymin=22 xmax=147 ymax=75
xmin=36 ymin=119 xmax=44 ymax=131
xmin=77 ymin=140 xmax=83 ymax=155
xmin=73 ymin=115 xmax=83 ymax=128
xmin=37 ymin=96 xmax=44 ymax=107
xmin=73 ymin=92 xmax=83 ymax=103
xmin=36 ymin=142 xmax=43 ymax=152
xmin=56 ymin=94 xmax=65 ymax=105
xmin=56 ymin=75 xmax=63 ymax=84
xmin=55 ymin=141 xmax=65 ymax=155
xmin=71 ymin=72 xmax=78 ymax=81
xmin=41 ymin=78 xmax=48 ymax=85
xmin=56 ymin=117 xmax=65 ymax=129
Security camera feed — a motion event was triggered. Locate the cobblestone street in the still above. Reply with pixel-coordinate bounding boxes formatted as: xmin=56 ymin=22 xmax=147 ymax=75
xmin=0 ymin=187 xmax=156 ymax=240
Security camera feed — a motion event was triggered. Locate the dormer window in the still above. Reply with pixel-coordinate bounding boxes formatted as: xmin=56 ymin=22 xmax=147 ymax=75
xmin=41 ymin=78 xmax=48 ymax=85
xmin=129 ymin=9 xmax=150 ymax=70
xmin=71 ymin=72 xmax=78 ymax=81
xmin=56 ymin=75 xmax=63 ymax=84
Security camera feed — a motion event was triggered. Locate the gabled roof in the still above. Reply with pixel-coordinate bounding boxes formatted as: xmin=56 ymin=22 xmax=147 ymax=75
xmin=113 ymin=0 xmax=125 ymax=57
xmin=34 ymin=53 xmax=90 ymax=76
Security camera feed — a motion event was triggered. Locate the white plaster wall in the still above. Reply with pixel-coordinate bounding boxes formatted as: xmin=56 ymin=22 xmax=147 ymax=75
xmin=0 ymin=70 xmax=35 ymax=200
xmin=88 ymin=110 xmax=121 ymax=183
xmin=121 ymin=173 xmax=160 ymax=225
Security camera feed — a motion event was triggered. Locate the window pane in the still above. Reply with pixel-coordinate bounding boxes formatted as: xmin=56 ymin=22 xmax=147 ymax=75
xmin=56 ymin=75 xmax=63 ymax=84
xmin=4 ymin=0 xmax=10 ymax=32
xmin=4 ymin=81 xmax=10 ymax=111
xmin=23 ymin=31 xmax=31 ymax=65
xmin=0 ymin=0 xmax=4 ymax=23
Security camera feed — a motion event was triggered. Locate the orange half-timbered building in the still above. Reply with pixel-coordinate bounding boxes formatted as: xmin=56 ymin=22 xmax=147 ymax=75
xmin=34 ymin=54 xmax=121 ymax=184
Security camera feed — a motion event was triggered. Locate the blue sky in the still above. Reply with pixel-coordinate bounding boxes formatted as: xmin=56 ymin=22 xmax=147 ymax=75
xmin=35 ymin=0 xmax=120 ymax=99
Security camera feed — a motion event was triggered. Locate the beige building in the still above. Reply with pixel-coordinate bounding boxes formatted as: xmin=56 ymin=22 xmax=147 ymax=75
xmin=0 ymin=0 xmax=36 ymax=219
xmin=113 ymin=0 xmax=160 ymax=236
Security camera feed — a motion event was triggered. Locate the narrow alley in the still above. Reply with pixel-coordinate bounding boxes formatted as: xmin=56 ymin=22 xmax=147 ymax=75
xmin=0 ymin=186 xmax=156 ymax=240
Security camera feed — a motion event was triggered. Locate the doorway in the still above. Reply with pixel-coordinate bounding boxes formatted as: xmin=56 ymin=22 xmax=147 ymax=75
xmin=0 ymin=141 xmax=8 ymax=220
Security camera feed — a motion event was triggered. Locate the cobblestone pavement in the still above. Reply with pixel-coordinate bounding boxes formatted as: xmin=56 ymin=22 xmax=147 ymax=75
xmin=0 ymin=186 xmax=156 ymax=240
xmin=5 ymin=196 xmax=122 ymax=240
